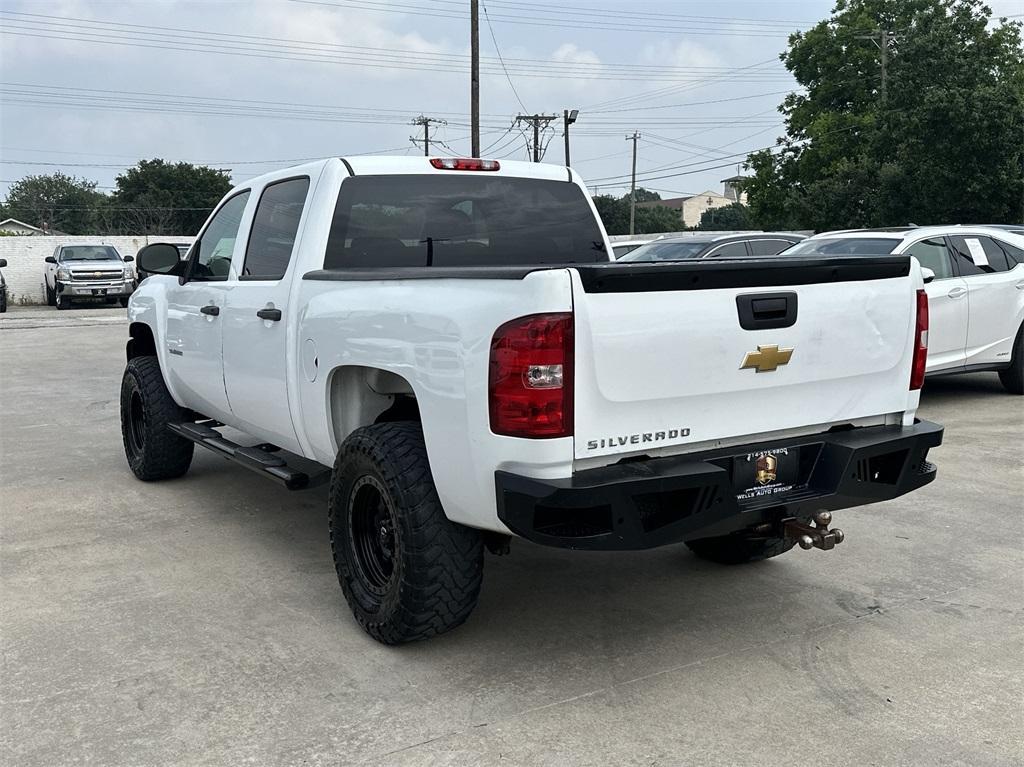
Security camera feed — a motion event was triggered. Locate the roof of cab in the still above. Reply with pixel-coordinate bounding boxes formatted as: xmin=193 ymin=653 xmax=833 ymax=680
xmin=808 ymin=225 xmax=1021 ymax=241
xmin=341 ymin=155 xmax=572 ymax=181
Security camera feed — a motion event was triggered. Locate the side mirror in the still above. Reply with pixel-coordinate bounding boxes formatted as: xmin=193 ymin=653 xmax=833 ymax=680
xmin=0 ymin=258 xmax=6 ymax=268
xmin=45 ymin=256 xmax=57 ymax=264
xmin=921 ymin=267 xmax=935 ymax=284
xmin=123 ymin=255 xmax=134 ymax=263
xmin=136 ymin=243 xmax=186 ymax=279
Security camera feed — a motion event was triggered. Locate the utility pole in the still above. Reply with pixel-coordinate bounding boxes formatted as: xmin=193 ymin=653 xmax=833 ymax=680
xmin=470 ymin=0 xmax=480 ymax=157
xmin=563 ymin=108 xmax=579 ymax=167
xmin=410 ymin=115 xmax=446 ymax=156
xmin=859 ymin=29 xmax=895 ymax=104
xmin=514 ymin=114 xmax=559 ymax=162
xmin=626 ymin=131 xmax=640 ymax=235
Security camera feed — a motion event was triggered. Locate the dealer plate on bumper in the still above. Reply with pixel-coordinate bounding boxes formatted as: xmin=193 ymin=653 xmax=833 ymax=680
xmin=729 ymin=443 xmax=822 ymax=506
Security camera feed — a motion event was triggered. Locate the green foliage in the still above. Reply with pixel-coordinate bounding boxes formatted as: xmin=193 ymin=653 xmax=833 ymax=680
xmin=593 ymin=188 xmax=686 ymax=235
xmin=699 ymin=202 xmax=752 ymax=230
xmin=106 ymin=159 xmax=233 ymax=235
xmin=2 ymin=172 xmax=104 ymax=234
xmin=745 ymin=0 xmax=1024 ymax=230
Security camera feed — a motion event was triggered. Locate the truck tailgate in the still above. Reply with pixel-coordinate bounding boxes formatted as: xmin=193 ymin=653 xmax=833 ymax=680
xmin=570 ymin=257 xmax=917 ymax=460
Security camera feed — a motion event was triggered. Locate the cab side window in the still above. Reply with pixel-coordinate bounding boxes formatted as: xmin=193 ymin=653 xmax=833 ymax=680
xmin=706 ymin=241 xmax=749 ymax=257
xmin=948 ymin=236 xmax=1010 ymax=275
xmin=904 ymin=238 xmax=954 ymax=279
xmin=189 ymin=191 xmax=251 ymax=282
xmin=995 ymin=238 xmax=1024 ymax=267
xmin=748 ymin=239 xmax=794 ymax=256
xmin=241 ymin=177 xmax=310 ymax=280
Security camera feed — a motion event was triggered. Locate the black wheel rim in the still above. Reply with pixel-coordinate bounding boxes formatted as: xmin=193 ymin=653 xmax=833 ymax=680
xmin=128 ymin=390 xmax=146 ymax=455
xmin=348 ymin=476 xmax=397 ymax=595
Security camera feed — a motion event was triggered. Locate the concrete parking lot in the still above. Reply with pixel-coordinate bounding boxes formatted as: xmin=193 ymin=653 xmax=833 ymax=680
xmin=2 ymin=310 xmax=1022 ymax=767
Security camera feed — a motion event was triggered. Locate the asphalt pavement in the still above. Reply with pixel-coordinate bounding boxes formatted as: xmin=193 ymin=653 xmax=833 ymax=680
xmin=1 ymin=312 xmax=1021 ymax=766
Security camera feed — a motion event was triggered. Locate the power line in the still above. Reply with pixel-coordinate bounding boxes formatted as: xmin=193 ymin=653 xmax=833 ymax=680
xmin=482 ymin=4 xmax=527 ymax=113
xmin=292 ymin=0 xmax=807 ymax=37
xmin=0 ymin=13 xmax=793 ymax=82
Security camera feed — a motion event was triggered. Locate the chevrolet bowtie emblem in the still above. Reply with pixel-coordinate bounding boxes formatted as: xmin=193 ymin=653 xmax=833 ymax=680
xmin=740 ymin=344 xmax=794 ymax=373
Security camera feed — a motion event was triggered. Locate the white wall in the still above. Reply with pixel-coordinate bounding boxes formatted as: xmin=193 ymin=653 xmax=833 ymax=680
xmin=0 ymin=235 xmax=194 ymax=305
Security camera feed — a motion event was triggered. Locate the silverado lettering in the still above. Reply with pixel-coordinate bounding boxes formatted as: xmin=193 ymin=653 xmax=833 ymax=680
xmin=586 ymin=429 xmax=691 ymax=451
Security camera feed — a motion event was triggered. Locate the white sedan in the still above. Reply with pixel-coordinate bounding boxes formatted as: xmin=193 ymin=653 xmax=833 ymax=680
xmin=781 ymin=226 xmax=1024 ymax=394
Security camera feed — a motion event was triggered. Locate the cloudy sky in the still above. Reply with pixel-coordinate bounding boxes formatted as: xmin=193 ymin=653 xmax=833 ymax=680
xmin=1 ymin=0 xmax=1021 ymax=202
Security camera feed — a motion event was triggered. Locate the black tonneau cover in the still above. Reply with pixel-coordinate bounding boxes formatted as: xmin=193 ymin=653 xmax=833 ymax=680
xmin=304 ymin=256 xmax=911 ymax=292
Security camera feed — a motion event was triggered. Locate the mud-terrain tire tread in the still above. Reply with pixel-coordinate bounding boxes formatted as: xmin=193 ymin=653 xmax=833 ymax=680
xmin=120 ymin=355 xmax=193 ymax=480
xmin=686 ymin=533 xmax=797 ymax=564
xmin=998 ymin=324 xmax=1023 ymax=394
xmin=329 ymin=422 xmax=483 ymax=644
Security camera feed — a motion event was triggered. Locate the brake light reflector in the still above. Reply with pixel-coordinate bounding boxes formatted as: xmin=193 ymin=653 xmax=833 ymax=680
xmin=430 ymin=157 xmax=500 ymax=171
xmin=910 ymin=289 xmax=929 ymax=390
xmin=489 ymin=313 xmax=573 ymax=438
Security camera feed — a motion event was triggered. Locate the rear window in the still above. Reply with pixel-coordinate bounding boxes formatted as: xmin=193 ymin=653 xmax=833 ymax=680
xmin=619 ymin=240 xmax=714 ymax=261
xmin=323 ymin=175 xmax=607 ymax=268
xmin=781 ymin=237 xmax=900 ymax=256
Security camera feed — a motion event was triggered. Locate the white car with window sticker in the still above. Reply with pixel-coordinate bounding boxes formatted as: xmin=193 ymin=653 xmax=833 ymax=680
xmin=782 ymin=227 xmax=1024 ymax=393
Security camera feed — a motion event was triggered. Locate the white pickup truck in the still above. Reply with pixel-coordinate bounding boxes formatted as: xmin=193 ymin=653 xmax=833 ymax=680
xmin=123 ymin=156 xmax=943 ymax=644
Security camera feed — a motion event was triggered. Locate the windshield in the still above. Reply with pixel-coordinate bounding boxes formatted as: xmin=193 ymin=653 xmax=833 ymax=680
xmin=779 ymin=237 xmax=900 ymax=256
xmin=60 ymin=246 xmax=121 ymax=261
xmin=619 ymin=240 xmax=713 ymax=262
xmin=324 ymin=175 xmax=607 ymax=268
xmin=612 ymin=243 xmax=643 ymax=258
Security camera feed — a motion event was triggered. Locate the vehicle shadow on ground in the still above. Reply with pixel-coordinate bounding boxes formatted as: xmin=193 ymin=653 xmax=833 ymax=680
xmin=918 ymin=372 xmax=1017 ymax=407
xmin=188 ymin=451 xmax=838 ymax=664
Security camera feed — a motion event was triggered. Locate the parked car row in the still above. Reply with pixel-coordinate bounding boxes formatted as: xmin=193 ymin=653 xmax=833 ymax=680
xmin=43 ymin=245 xmax=136 ymax=309
xmin=779 ymin=226 xmax=1024 ymax=393
xmin=618 ymin=224 xmax=1024 ymax=394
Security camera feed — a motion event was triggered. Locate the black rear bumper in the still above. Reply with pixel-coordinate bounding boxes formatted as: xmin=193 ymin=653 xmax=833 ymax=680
xmin=495 ymin=420 xmax=943 ymax=551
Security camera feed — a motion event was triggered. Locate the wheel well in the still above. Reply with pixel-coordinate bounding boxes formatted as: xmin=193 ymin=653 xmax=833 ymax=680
xmin=328 ymin=366 xmax=419 ymax=449
xmin=127 ymin=322 xmax=157 ymax=360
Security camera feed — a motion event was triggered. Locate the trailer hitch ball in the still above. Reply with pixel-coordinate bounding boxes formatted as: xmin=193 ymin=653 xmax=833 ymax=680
xmin=783 ymin=514 xmax=845 ymax=552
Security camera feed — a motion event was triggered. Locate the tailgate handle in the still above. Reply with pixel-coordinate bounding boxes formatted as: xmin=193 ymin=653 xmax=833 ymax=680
xmin=736 ymin=291 xmax=798 ymax=330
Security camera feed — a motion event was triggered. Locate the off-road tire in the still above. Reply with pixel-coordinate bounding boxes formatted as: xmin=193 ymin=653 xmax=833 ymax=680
xmin=998 ymin=325 xmax=1023 ymax=395
xmin=686 ymin=532 xmax=797 ymax=565
xmin=329 ymin=422 xmax=484 ymax=644
xmin=120 ymin=356 xmax=194 ymax=480
xmin=46 ymin=282 xmax=55 ymax=306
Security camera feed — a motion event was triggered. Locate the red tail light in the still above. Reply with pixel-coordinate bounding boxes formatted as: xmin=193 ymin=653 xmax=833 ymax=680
xmin=430 ymin=157 xmax=500 ymax=171
xmin=910 ymin=289 xmax=929 ymax=390
xmin=489 ymin=313 xmax=573 ymax=438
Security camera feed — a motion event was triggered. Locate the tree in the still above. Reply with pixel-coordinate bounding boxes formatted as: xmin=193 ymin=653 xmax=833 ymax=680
xmin=2 ymin=173 xmax=105 ymax=234
xmin=745 ymin=0 xmax=1024 ymax=230
xmin=107 ymin=159 xmax=233 ymax=235
xmin=593 ymin=188 xmax=684 ymax=235
xmin=699 ymin=202 xmax=752 ymax=230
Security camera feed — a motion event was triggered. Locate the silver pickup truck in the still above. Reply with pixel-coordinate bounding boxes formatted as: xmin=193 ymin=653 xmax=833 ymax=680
xmin=44 ymin=245 xmax=136 ymax=309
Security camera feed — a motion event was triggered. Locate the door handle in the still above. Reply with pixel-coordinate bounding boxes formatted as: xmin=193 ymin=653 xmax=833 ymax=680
xmin=947 ymin=287 xmax=967 ymax=299
xmin=256 ymin=308 xmax=282 ymax=322
xmin=200 ymin=305 xmax=220 ymax=316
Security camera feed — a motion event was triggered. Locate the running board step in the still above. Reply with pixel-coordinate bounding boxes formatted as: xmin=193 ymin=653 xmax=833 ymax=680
xmin=168 ymin=422 xmax=329 ymax=491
